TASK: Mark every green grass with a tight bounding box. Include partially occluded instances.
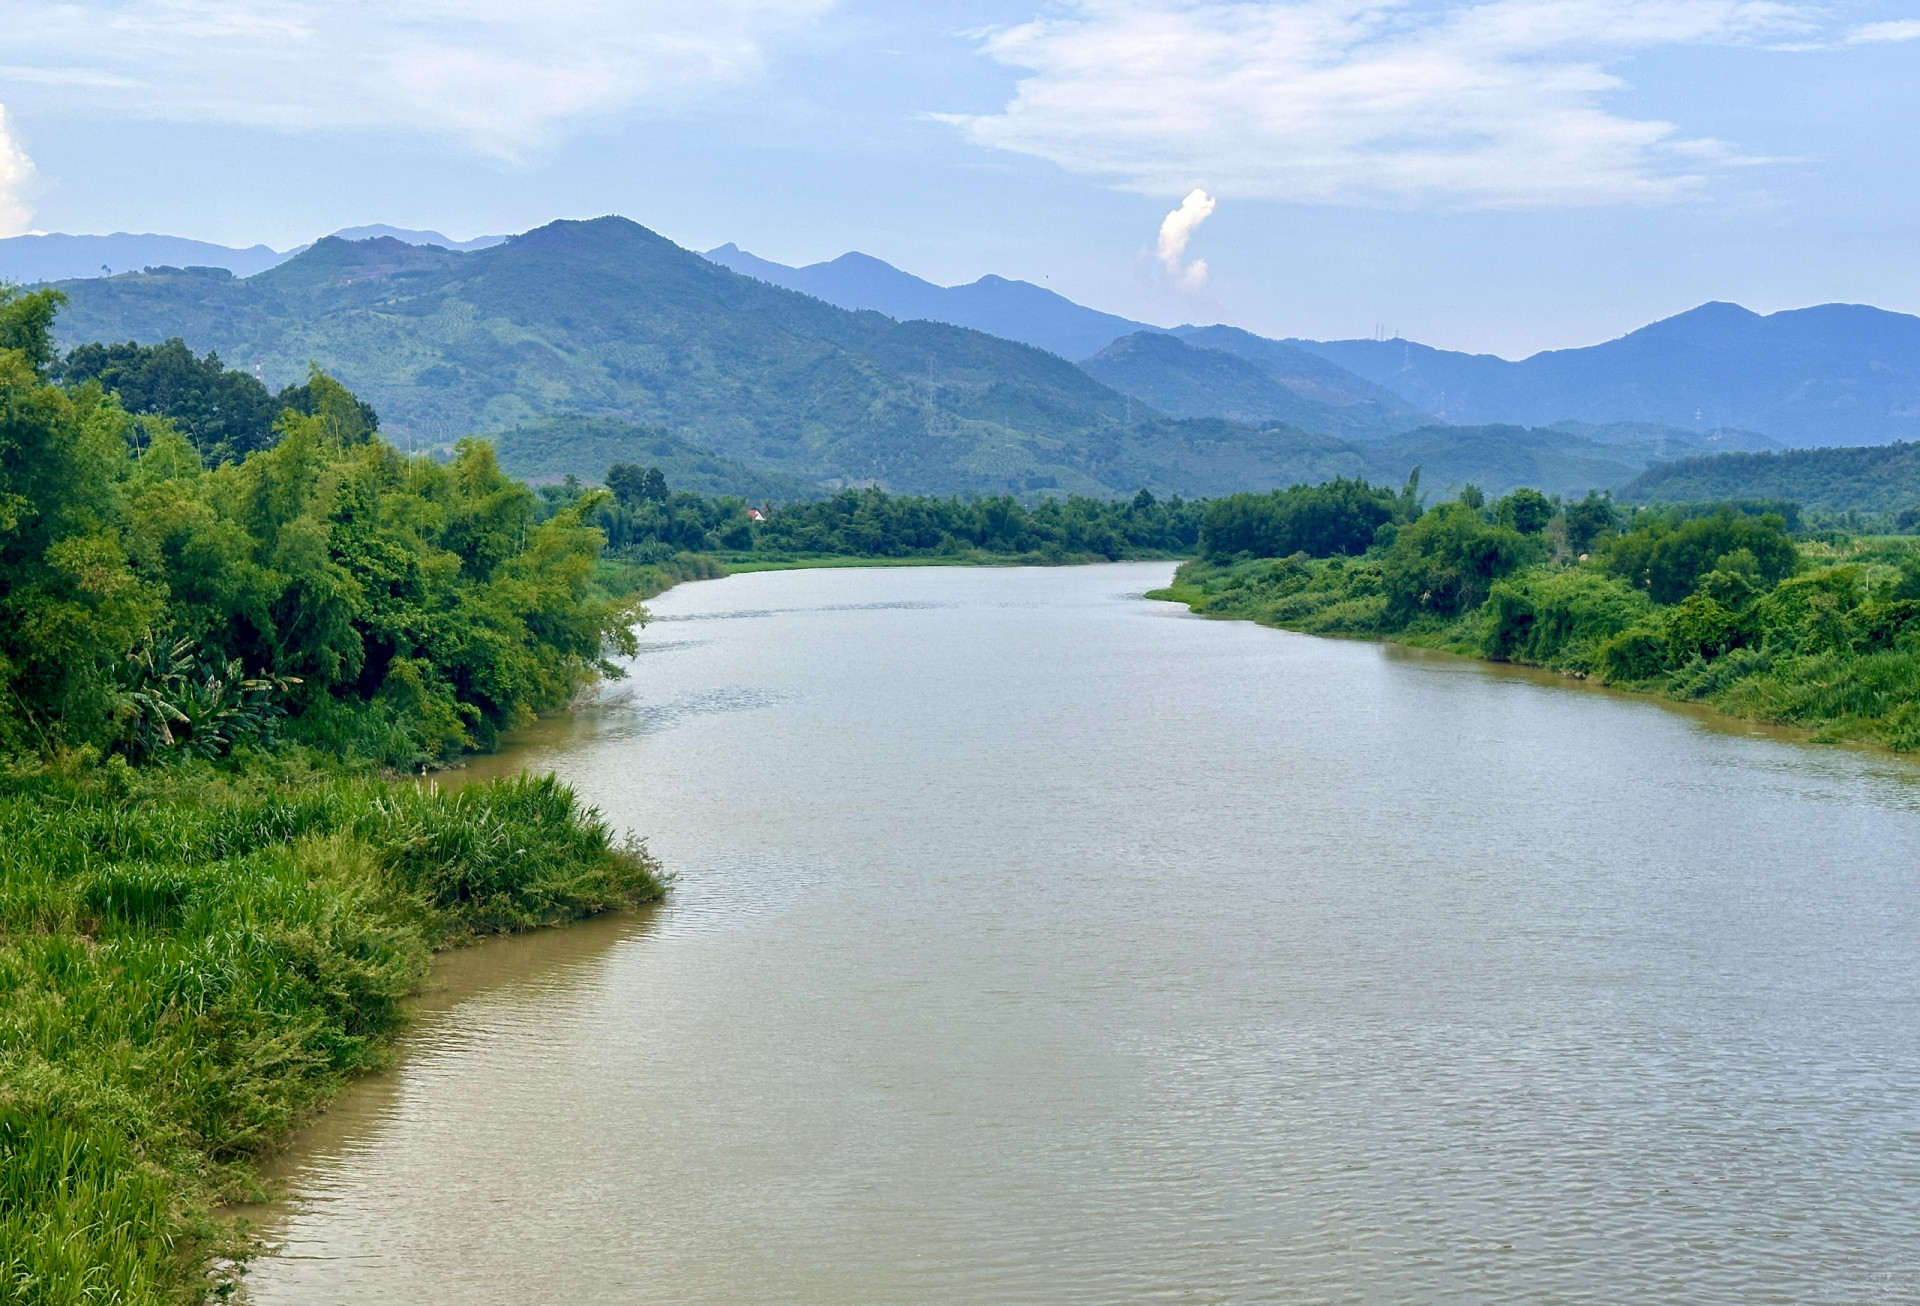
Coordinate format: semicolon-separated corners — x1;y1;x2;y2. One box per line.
0;751;665;1304
1152;540;1920;754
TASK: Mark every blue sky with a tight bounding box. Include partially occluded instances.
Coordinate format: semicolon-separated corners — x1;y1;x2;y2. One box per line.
1;0;1915;356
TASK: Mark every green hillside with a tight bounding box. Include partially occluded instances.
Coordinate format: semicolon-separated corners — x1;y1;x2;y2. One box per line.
48;219;1166;497
45;216;1717;502
1622;442;1920;513
486;415;819;498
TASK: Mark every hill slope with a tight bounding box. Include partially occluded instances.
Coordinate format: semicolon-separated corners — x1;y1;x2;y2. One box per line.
49;218;1261;497
1295;302;1920;446
704;244;1151;361
1086;329;1431;437
1621;443;1920;512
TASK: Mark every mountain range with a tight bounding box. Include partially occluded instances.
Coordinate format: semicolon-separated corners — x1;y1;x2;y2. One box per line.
713;245;1920;449
43;217;1735;500
0;225;503;284
28;214;1920;502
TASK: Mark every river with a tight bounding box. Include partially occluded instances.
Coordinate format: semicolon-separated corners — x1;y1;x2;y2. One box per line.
242;561;1920;1305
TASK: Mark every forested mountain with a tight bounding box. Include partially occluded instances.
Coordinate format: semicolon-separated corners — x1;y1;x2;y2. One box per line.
1083;330;1430;438
44;216;1829;500
1295;302;1920;446
704;243;1149;361
1622;442;1920;513
51;218;1191;496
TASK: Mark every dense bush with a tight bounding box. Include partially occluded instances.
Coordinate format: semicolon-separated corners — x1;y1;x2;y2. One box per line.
1198;478;1406;561
1483;568;1650;670
1158;482;1920;752
1382;501;1543;621
1602;508;1799;603
1;289;642;769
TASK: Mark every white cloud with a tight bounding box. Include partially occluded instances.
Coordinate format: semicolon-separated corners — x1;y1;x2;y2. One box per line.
947;0;1817;209
1847;19;1920;43
0;0;835;158
0;105;34;238
1157;188;1215;288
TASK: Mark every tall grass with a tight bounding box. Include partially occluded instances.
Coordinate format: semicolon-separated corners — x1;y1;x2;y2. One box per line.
0;754;665;1304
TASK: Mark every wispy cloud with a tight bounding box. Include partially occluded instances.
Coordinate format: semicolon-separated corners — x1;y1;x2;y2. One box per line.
0;0;836;158
1846;19;1920;43
0;105;34;237
946;0;1818;209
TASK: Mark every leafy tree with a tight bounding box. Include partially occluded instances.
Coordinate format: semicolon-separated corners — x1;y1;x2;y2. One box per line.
58;337;281;463
1198;478;1403;561
1603;509;1798;604
1562;490;1620;555
1494;487;1554;534
606;462;669;506
2;295;643;767
1382;501;1541;621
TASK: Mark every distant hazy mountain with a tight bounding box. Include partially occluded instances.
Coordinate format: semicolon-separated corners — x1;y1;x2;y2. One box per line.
1293;302;1920;447
328;225;506;252
1080;331;1431;439
1;225;507;285
0;232;290;283
705;243;1151;361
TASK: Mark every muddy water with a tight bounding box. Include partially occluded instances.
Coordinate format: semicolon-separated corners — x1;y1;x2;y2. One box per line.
244;562;1920;1305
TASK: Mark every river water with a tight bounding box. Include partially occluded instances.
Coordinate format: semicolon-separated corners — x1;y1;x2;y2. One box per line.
243;562;1920;1305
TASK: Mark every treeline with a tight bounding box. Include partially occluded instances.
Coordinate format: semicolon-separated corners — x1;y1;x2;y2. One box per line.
574;461;1203;562
1;289;664;1303
1622;440;1920;517
1162;478;1920;751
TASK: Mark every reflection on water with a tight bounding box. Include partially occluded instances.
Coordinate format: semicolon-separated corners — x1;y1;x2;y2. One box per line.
245;563;1920;1306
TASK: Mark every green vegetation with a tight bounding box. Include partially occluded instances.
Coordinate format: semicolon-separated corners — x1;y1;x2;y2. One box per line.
1;757;664;1304
54;339;379;468
1622;441;1920;518
3;289;643;770
49;219;1765;502
586;471;1202;564
2;286;665;1304
486;415;818;503
1157;482;1920;752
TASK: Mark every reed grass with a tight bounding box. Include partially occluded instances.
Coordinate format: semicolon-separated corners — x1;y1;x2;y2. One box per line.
0;752;665;1304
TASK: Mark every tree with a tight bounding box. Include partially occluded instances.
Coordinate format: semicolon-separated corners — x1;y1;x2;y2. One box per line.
1382;502;1541;621
606;462;669;507
1494;487;1554;535
1603;510;1798;604
58;337;281;463
1199;478;1402;561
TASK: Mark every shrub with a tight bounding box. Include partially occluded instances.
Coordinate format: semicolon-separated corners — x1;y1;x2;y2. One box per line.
1198;478;1402;561
1483;567;1649;668
1383;502;1542;622
1603;509;1799;604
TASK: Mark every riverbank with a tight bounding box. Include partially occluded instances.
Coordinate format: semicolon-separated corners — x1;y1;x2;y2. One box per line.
0;752;665;1304
605;547;1187;599
1150;532;1920;754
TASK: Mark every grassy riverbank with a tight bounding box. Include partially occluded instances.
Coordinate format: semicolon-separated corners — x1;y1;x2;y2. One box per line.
1152;486;1920;752
1;290;669;1303
0;753;664;1304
